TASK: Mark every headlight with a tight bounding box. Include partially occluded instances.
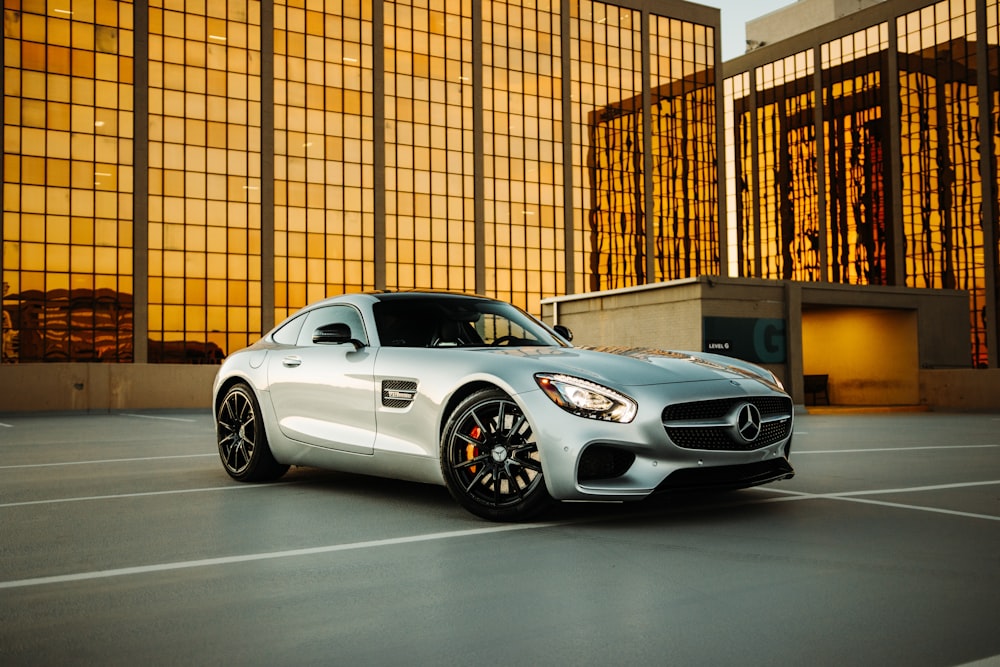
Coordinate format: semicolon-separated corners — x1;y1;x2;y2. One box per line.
534;373;637;423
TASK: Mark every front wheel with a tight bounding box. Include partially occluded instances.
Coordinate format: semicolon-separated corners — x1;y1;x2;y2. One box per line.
440;388;551;521
216;382;289;482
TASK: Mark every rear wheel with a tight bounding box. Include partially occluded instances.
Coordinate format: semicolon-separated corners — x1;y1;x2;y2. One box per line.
216;382;289;482
441;388;551;521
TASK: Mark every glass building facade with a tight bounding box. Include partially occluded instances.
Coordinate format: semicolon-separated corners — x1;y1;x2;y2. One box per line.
5;0;999;370
2;0;721;364
725;0;1000;368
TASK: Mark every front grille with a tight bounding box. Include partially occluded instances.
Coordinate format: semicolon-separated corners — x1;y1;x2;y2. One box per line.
666;426;734;450
663;396;793;452
663;396;791;421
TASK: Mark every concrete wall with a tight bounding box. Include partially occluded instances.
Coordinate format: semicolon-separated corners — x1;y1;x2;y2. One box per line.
0;363;218;413
745;0;885;50
919;369;1000;411
543;278;793;392
545;280;706;350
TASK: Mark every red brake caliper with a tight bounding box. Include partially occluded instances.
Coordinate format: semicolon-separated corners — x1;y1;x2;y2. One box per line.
466;425;481;474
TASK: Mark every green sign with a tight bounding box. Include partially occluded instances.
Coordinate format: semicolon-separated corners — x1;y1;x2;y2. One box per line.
703;317;786;364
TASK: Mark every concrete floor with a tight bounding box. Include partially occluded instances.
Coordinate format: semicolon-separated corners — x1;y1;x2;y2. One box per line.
1;409;999;666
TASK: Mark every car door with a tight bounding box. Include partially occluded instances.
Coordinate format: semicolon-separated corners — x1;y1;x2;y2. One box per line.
266;304;377;455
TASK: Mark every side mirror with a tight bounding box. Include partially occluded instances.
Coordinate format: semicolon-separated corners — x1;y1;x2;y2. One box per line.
313;323;365;350
553;324;573;342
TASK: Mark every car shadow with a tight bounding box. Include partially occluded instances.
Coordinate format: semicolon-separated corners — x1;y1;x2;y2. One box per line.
275;465;791;527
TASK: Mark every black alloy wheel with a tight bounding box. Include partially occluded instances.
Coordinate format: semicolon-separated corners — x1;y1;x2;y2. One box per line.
217;382;289;482
441;387;551;521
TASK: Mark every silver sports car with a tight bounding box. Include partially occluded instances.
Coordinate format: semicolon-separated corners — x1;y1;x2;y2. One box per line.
213;292;794;521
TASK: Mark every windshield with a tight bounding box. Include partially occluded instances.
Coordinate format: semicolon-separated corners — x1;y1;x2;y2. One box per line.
373;295;568;348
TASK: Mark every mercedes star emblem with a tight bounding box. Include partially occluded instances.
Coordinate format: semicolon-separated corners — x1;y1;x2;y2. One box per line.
736;403;762;442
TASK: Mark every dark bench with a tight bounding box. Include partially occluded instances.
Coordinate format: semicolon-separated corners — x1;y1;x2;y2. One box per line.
804;374;829;405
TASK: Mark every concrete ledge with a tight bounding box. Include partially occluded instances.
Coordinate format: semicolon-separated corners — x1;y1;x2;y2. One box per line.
0;364;218;413
920;368;1000;412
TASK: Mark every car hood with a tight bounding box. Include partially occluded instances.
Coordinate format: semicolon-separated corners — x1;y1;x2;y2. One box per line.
473;345;780;389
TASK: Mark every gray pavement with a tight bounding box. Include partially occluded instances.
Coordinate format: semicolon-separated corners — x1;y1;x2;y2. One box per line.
1;409;999;666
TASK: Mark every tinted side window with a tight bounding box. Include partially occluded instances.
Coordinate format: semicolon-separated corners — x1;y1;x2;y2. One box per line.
296;305;368;347
271;314;306;345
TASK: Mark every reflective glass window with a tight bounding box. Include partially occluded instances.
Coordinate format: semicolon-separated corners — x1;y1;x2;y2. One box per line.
822;24;889;286
570;2;644;292
756;50;817;281
898;0;985;366
384;1;472;296
484;1;564;313
650;13;719;282
273;0;375;323
148;0;262;363
2;2;135;363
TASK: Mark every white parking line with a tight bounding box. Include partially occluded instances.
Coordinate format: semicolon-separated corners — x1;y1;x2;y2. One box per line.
833;496;1000;521
3;475;998;591
0;482;296;509
121;413;199;422
796;445;999;454
832;479;1000;496
956;656;1000;667
0;522;556;590
766;480;1000;522
0;453;216;470
0;422;12;428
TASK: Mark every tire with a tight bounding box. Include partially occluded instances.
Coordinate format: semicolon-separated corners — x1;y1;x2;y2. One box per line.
216;382;289;482
441;388;552;521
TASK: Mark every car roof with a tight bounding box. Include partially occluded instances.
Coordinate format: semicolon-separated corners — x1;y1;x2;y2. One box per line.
370;291;499;303
292;291;503;316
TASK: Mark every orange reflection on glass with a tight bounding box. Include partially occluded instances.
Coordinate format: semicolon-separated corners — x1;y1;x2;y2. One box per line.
273;1;375;323
147;0;262;362
485;1;564;313
2;2;135;363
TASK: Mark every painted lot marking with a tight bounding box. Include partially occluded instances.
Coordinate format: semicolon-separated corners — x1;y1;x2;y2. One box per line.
0;522;555;590
2;477;998;590
0;453;215;470
121;413;198;423
764;480;1000;522
796;444;999;455
0;482;295;509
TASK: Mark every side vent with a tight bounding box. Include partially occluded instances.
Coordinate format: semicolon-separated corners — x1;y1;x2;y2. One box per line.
381;380;417;408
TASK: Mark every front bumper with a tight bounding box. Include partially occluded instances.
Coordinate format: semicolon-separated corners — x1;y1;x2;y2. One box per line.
522;378;795;502
653;457;795;494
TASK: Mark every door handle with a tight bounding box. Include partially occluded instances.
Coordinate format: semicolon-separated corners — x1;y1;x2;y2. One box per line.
282;356;302;368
